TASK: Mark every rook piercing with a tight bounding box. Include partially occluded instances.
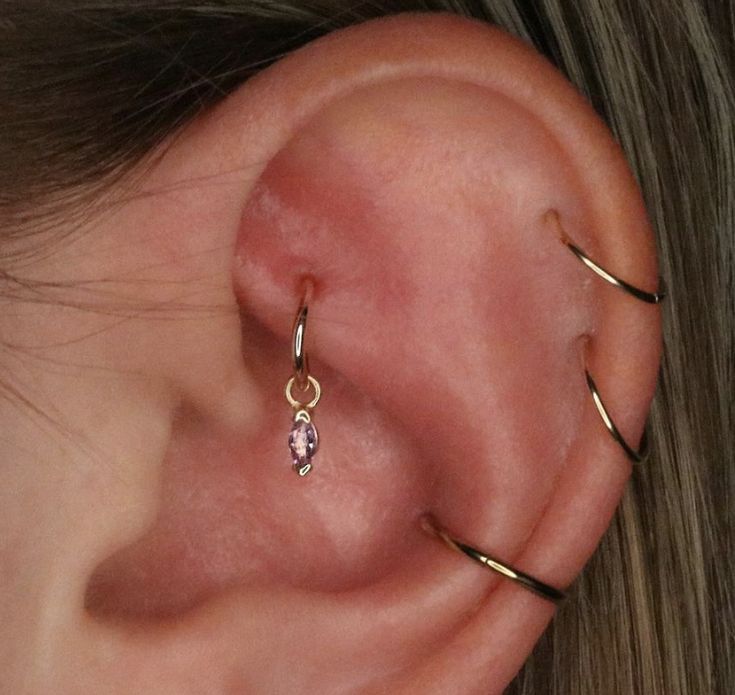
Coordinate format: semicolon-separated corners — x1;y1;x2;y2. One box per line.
285;281;321;477
292;288;310;391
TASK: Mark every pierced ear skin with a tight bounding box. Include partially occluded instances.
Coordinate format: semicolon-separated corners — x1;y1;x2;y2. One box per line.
7;14;662;695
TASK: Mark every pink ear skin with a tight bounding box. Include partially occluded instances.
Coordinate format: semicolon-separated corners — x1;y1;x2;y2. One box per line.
1;14;661;695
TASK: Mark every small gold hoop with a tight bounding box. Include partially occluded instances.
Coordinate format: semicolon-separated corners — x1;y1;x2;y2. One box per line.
585;370;649;463
420;514;566;604
285;375;321;410
292;280;314;391
545;210;666;304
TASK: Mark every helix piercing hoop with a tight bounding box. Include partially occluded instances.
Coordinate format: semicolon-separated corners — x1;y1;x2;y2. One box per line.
421;515;566;604
565;240;666;304
285;281;321;477
545;210;666;304
418;211;664;601
545;211;663;462
585;370;649;463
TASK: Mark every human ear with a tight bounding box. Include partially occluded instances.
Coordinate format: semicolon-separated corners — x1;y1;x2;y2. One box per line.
9;12;661;694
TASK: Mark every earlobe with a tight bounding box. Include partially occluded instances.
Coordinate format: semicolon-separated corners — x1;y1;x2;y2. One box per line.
75;13;662;694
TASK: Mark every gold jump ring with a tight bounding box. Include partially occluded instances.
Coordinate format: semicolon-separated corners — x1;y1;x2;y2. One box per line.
285;374;321;411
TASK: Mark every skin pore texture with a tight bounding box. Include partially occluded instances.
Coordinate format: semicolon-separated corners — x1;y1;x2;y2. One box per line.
0;13;661;695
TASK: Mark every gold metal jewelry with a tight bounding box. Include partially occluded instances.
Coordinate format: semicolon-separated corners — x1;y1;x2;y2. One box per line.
585;370;649;463
292;288;311;391
546;210;663;462
547;210;666;303
421;515;566;604
285;374;321;411
564;239;666;304
423;212;664;597
285;282;321;477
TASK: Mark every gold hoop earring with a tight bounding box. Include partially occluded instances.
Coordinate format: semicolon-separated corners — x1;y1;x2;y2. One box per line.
421;514;567;603
419;210;665;603
285;280;321;477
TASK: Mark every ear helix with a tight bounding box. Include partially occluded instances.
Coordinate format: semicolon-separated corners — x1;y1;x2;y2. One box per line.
282;211;665;603
546;209;664;464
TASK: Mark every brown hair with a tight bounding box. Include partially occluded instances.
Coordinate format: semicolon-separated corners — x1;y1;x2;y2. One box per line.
1;2;733;693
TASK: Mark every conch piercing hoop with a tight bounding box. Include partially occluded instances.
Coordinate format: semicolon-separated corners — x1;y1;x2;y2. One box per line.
285;280;321;477
421;515;567;603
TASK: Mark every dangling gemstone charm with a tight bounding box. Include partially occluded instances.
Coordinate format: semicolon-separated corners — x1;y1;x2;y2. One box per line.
289;410;319;476
286;375;322;477
285;280;322;477
285;374;322;477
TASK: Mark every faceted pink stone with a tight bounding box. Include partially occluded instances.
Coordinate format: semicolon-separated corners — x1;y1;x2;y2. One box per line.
289;419;318;470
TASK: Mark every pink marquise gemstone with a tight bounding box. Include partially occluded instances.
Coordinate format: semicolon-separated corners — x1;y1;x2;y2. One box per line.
289;419;318;469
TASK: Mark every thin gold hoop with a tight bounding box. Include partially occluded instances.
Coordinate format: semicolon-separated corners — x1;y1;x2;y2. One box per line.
585;370;649;463
564;239;666;304
292;281;314;391
544;211;662;462
421;515;566;604
546;210;666;304
285;374;321;411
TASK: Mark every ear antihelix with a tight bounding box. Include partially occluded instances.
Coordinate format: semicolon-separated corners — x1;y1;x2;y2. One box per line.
281;208;665;604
